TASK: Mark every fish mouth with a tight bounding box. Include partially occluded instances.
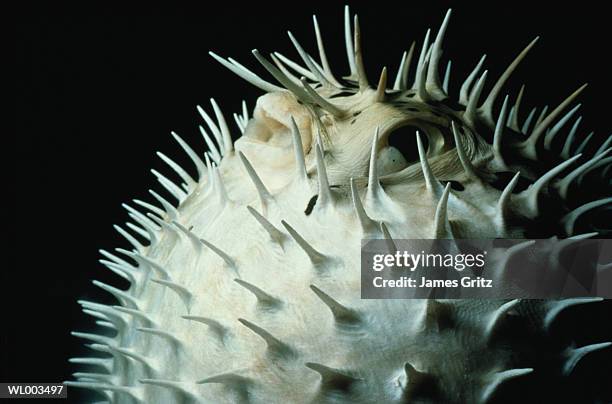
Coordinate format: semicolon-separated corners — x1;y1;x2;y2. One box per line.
242;92;313;152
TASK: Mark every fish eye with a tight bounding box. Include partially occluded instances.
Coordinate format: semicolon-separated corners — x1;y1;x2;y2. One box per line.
387;125;426;165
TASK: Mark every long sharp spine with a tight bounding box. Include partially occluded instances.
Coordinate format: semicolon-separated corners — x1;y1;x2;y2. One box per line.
433;183;453;238
518;154;582;217
556;148;611;198
315;141;333;208
113;224;143;252
366;127;385;203
521;106;537;134
305;362;359;390
380;222;397;253
452;121;477;179
562;197;612;235
300;77;344;117
199;125;222;163
246;205;285;244
197;372;251;401
92;280;139;308
413;28;431;89
492;96;510;169
464;70;487;126
172;221;204;251
353;15;369;90
310;284;360;325
459;54;486;106
71;331;113;346
114;306;156;326
182;315;227;341
480;368;533;403
252;49;312;103
199;238;237;270
509;85;525;131
416;131;444;198
350;178;377;235
281;220;326;265
290;116;308;182
479;37;539;127
442;60;452;94
496;172;521;231
426;8;452;99
518;84;587;159
137;327;181;347
208;51;283;93
544;297;603;332
238;318;294;359
156;151;195;189
312;15;342;87
287;31;332;87
375;67;387;102
210;98;233;154
239;151;273;210
148;189;179;221
151;278;193;312
561;116;582;159
394;42;416;90
484;299;520;343
344;6;357;78
170;131;206;178
563;342;612;376
543;104;581;150
234;278;281;309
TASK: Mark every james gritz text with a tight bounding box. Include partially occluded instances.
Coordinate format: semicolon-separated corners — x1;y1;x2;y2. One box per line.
373;276;493;288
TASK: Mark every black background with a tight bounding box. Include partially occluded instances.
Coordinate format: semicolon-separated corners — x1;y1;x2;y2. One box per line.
12;1;611;402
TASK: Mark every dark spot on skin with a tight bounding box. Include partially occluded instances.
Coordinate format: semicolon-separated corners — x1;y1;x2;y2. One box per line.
350;119;356;124
450;123;469;141
188;225;194;231
329;91;355;99
305;195;318;215
352;111;362;117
